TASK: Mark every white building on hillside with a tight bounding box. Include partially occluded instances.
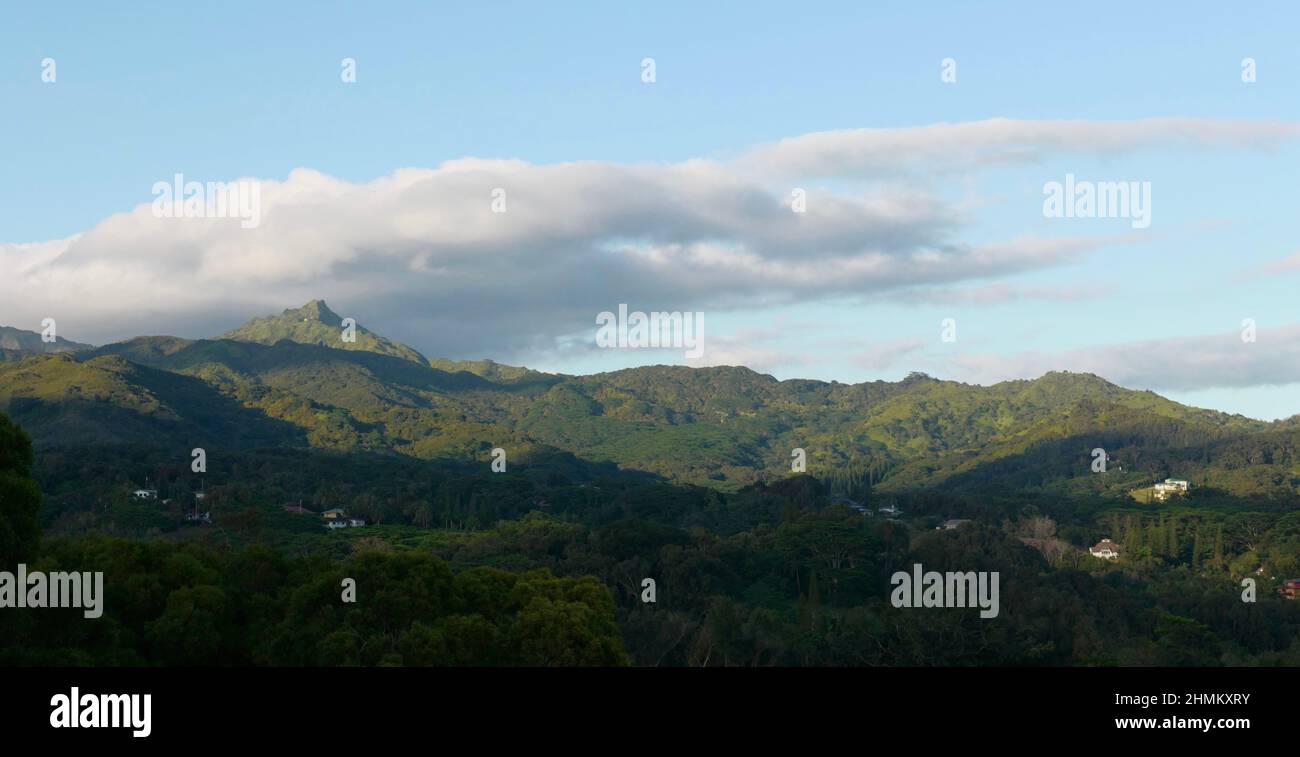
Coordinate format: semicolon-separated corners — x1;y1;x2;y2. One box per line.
1089;539;1121;560
1153;478;1190;501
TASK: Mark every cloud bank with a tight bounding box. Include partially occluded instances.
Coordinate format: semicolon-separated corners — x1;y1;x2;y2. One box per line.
945;324;1300;392
2;118;1295;381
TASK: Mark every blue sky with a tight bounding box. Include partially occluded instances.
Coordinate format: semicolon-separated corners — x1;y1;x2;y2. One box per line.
3;2;1299;419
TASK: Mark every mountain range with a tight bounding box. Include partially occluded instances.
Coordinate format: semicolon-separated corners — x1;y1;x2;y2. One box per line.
2;300;1298;499
0;325;92;358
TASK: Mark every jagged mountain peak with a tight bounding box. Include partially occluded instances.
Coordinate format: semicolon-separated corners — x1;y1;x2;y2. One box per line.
219;301;426;364
290;299;343;325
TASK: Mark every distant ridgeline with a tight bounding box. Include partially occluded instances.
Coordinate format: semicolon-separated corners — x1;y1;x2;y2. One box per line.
0;325;92;356
1;301;1298;502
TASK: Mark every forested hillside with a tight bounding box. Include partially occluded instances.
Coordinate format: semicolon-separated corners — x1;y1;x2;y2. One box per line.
1;301;1293;499
3;302;1300;666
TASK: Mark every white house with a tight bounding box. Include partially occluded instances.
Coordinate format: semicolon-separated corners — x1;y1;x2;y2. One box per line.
1152;478;1190;501
133;489;158;500
1089;539;1121;560
937;519;971;531
877;504;902;518
322;509;367;529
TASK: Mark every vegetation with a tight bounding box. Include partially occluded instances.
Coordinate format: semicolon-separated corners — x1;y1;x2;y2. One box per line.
2;303;1294;500
2;302;1299;666
219;300;429;365
0;325;91;355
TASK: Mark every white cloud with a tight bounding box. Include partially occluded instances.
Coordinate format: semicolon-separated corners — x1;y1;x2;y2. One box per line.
743;117;1300;178
1260;249;1300;274
1;118;1295;366
944;324;1300;392
879;282;1111;305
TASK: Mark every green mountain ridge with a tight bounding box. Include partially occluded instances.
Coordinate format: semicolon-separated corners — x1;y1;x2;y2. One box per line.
1;301;1296;499
0;325;94;356
222;300;553;384
220;300;429;365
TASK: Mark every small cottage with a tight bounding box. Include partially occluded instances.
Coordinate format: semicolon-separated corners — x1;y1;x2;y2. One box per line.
1089;539;1121;560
